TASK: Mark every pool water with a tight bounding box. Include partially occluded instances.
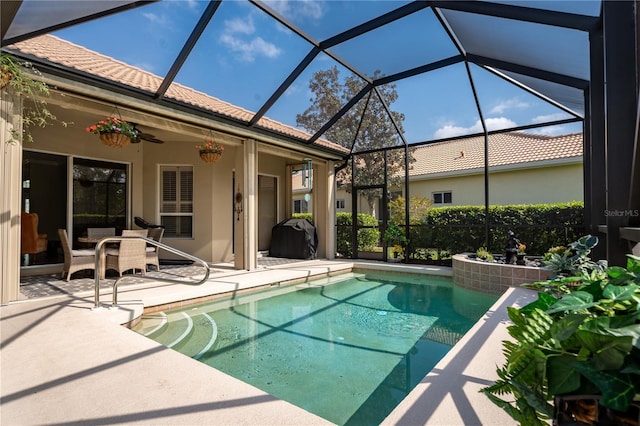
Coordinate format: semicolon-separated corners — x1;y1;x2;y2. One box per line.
133;272;498;425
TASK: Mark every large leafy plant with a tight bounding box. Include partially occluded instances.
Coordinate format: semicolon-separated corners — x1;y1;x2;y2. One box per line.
541;234;608;280
481;249;640;425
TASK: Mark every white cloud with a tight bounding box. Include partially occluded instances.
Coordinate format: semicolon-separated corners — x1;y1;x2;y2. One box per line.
531;112;568;124
131;61;156;73
220;34;282;62
184;0;199;10
266;0;324;20
224;17;256;35
433;117;517;139
284;84;300;96
142;12;169;26
220;16;281;62
490;98;530;114
528;125;567;136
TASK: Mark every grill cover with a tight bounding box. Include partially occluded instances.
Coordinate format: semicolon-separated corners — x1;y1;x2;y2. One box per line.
269;218;318;259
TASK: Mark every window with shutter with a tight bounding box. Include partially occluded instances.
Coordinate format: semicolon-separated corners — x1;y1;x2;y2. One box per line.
160;166;193;237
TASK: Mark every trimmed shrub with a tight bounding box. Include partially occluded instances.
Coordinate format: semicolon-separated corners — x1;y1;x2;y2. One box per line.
412;202;584;257
292;213;313;224
336;212;380;257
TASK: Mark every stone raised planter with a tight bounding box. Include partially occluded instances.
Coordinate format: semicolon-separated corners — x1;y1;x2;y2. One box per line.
452;253;552;295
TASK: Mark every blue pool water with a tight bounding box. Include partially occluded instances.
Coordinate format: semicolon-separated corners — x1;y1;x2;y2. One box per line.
133;272;498;425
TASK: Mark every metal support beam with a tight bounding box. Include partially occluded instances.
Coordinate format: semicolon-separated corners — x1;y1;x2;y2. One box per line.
602;0;638;265
587;27;606;260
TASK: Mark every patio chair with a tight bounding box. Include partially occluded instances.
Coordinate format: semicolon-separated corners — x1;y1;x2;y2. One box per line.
146;227;164;271
105;229;148;277
21;212;48;256
59;229;95;281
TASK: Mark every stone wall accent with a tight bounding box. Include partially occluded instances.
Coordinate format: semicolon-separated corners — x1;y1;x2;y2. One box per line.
452;254;552;295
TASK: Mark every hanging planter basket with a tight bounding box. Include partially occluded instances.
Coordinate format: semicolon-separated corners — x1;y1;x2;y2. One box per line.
199;150;222;163
99;132;131;148
87;107;138;148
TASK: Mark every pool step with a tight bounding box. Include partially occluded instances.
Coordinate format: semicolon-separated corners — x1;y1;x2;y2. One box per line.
136;311;218;359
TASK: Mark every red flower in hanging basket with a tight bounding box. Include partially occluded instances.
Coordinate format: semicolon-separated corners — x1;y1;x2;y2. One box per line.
195;137;224;163
195;137;224;154
86;116;139;140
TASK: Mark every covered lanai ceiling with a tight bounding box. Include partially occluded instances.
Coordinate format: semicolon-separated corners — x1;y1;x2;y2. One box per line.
1;1;600;155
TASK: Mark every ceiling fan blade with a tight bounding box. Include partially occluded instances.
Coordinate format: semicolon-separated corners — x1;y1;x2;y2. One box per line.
140;133;164;144
129;122;165;144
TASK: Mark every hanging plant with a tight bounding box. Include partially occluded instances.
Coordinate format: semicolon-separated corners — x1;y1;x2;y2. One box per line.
85;112;139;148
195;135;224;163
1;53;69;144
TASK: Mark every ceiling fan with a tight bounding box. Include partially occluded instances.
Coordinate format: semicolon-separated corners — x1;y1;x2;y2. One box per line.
130;123;164;144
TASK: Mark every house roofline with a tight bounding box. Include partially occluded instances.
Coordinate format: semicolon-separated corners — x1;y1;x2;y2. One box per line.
36;67;347;162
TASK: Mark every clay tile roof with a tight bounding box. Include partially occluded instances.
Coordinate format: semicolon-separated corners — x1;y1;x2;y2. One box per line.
409;132;583;177
9;35;347;154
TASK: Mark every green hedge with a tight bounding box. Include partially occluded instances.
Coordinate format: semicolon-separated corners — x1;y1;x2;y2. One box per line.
336;212;380;257
334;202;584;259
292;213;313;224
414;202;584;257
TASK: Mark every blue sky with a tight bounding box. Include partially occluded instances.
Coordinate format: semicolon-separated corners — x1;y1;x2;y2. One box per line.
53;0;584;143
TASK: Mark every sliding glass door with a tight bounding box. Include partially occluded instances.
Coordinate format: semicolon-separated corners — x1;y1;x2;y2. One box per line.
22;151;68;264
72;158;128;242
21;152;128;265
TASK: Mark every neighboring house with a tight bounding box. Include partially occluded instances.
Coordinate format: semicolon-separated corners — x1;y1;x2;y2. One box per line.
335;132;583;214
409;132;583;205
291;170;313;214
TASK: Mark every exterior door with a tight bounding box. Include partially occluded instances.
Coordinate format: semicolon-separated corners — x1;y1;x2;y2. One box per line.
21;151;68;264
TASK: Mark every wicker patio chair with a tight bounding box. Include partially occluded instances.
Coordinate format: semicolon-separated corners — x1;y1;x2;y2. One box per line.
59;229;95;281
105;229;148;277
146;227;164;271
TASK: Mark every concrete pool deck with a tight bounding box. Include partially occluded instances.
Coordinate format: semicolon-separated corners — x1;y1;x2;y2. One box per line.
1;259;531;425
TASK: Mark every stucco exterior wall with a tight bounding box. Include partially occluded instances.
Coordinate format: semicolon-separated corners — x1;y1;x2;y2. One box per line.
334;162;583;217
142;137;238;264
410;163;583;205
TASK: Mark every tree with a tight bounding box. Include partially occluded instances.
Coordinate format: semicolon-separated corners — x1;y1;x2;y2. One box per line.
388;196;433;224
296;66;411;215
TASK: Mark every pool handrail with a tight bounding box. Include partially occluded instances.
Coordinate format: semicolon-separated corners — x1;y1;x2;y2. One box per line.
93;236;211;309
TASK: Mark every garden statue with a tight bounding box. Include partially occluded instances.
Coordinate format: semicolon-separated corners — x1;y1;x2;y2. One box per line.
505;230;520;264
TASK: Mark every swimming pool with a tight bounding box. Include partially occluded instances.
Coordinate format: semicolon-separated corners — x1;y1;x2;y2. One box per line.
132;271;498;425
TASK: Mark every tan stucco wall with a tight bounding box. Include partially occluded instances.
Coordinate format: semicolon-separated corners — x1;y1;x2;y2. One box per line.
142;138;238;263
258;151;288;223
410;163;583;205
334;163;583;217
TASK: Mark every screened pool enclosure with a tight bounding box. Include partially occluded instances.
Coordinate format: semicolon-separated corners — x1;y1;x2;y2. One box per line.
2;0;639;265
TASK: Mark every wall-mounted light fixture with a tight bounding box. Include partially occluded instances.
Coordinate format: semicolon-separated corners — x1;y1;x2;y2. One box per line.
302;158;312;189
235;189;243;221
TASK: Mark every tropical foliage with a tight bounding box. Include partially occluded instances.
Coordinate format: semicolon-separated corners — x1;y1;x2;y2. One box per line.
540;234;608;281
481;236;640;425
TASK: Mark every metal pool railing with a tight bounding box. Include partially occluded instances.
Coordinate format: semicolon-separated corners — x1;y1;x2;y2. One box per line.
92;236;211;309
